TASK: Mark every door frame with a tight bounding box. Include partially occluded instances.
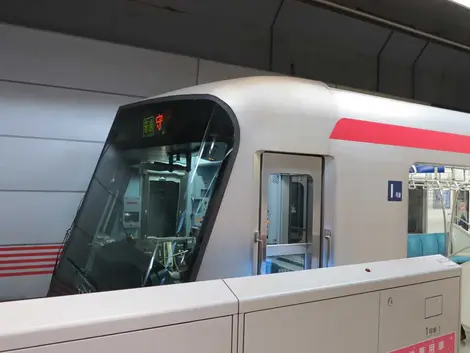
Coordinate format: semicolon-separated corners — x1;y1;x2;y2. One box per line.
255;152;324;275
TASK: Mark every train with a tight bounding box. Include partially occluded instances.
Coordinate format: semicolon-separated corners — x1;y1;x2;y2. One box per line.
47;76;470;296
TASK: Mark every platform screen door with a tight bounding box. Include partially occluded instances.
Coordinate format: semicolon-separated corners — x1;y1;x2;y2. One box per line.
256;152;323;275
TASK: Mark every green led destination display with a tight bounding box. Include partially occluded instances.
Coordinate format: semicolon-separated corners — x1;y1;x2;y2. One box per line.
142;116;155;137
143;114;166;138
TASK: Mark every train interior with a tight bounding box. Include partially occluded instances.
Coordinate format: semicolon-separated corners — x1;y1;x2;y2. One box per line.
80;142;229;291
83;156;309;285
49;145;234;295
407;164;470;338
265;174;312;274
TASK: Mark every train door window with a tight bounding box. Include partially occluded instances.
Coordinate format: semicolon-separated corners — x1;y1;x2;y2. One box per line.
258;153;323;275
453;189;470;256
456;190;469;229
408;188;426;234
408;164;470;258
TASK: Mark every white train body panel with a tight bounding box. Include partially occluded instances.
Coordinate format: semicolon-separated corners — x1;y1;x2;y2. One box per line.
150;76;470;281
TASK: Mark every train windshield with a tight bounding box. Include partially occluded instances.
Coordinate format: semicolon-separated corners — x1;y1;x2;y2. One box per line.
48;98;236;295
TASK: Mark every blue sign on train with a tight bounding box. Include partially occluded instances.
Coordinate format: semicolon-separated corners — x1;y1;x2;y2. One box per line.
409;164;445;173
388;181;402;202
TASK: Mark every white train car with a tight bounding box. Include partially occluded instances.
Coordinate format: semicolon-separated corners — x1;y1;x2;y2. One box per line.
47;76;470;296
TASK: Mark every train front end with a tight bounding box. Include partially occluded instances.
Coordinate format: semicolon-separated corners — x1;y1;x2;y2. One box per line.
48;95;237;296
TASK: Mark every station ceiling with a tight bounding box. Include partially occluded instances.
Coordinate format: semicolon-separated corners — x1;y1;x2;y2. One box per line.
1;0;470;109
326;0;470;46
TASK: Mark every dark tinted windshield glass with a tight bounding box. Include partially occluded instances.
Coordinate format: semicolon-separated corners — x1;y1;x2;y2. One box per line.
48;98;236;295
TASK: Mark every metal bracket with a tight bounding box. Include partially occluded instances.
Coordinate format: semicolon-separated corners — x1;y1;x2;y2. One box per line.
412;41;430;99
376;30;394;92
269;0;286;71
324;228;332;267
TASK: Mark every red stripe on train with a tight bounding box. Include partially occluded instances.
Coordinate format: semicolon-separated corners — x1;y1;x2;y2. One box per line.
0;245;62;252
0;258;58;264
0;264;55;271
0;251;61;258
0;244;61;276
330;118;470;154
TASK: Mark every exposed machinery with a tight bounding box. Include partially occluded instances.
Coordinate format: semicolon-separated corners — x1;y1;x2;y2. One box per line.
0;255;461;353
47;76;470;296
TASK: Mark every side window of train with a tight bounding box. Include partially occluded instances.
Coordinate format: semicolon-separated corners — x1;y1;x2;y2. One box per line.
407;164;470;259
259;153;323;275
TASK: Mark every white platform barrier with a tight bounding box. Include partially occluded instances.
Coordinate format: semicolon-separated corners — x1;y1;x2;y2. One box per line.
0;255;461;353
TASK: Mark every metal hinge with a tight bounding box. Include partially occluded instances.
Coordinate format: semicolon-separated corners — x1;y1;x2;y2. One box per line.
254;230;260;243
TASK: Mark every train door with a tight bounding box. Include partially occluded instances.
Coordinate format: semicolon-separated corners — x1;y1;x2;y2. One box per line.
256;153;323;274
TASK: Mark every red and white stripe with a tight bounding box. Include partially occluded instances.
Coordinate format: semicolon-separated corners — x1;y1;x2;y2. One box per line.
330;118;470;153
0;244;63;277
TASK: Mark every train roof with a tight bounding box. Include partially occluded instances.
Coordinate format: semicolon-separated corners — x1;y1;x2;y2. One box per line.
154;76;334;114
135;76;470;141
156;75;328;99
